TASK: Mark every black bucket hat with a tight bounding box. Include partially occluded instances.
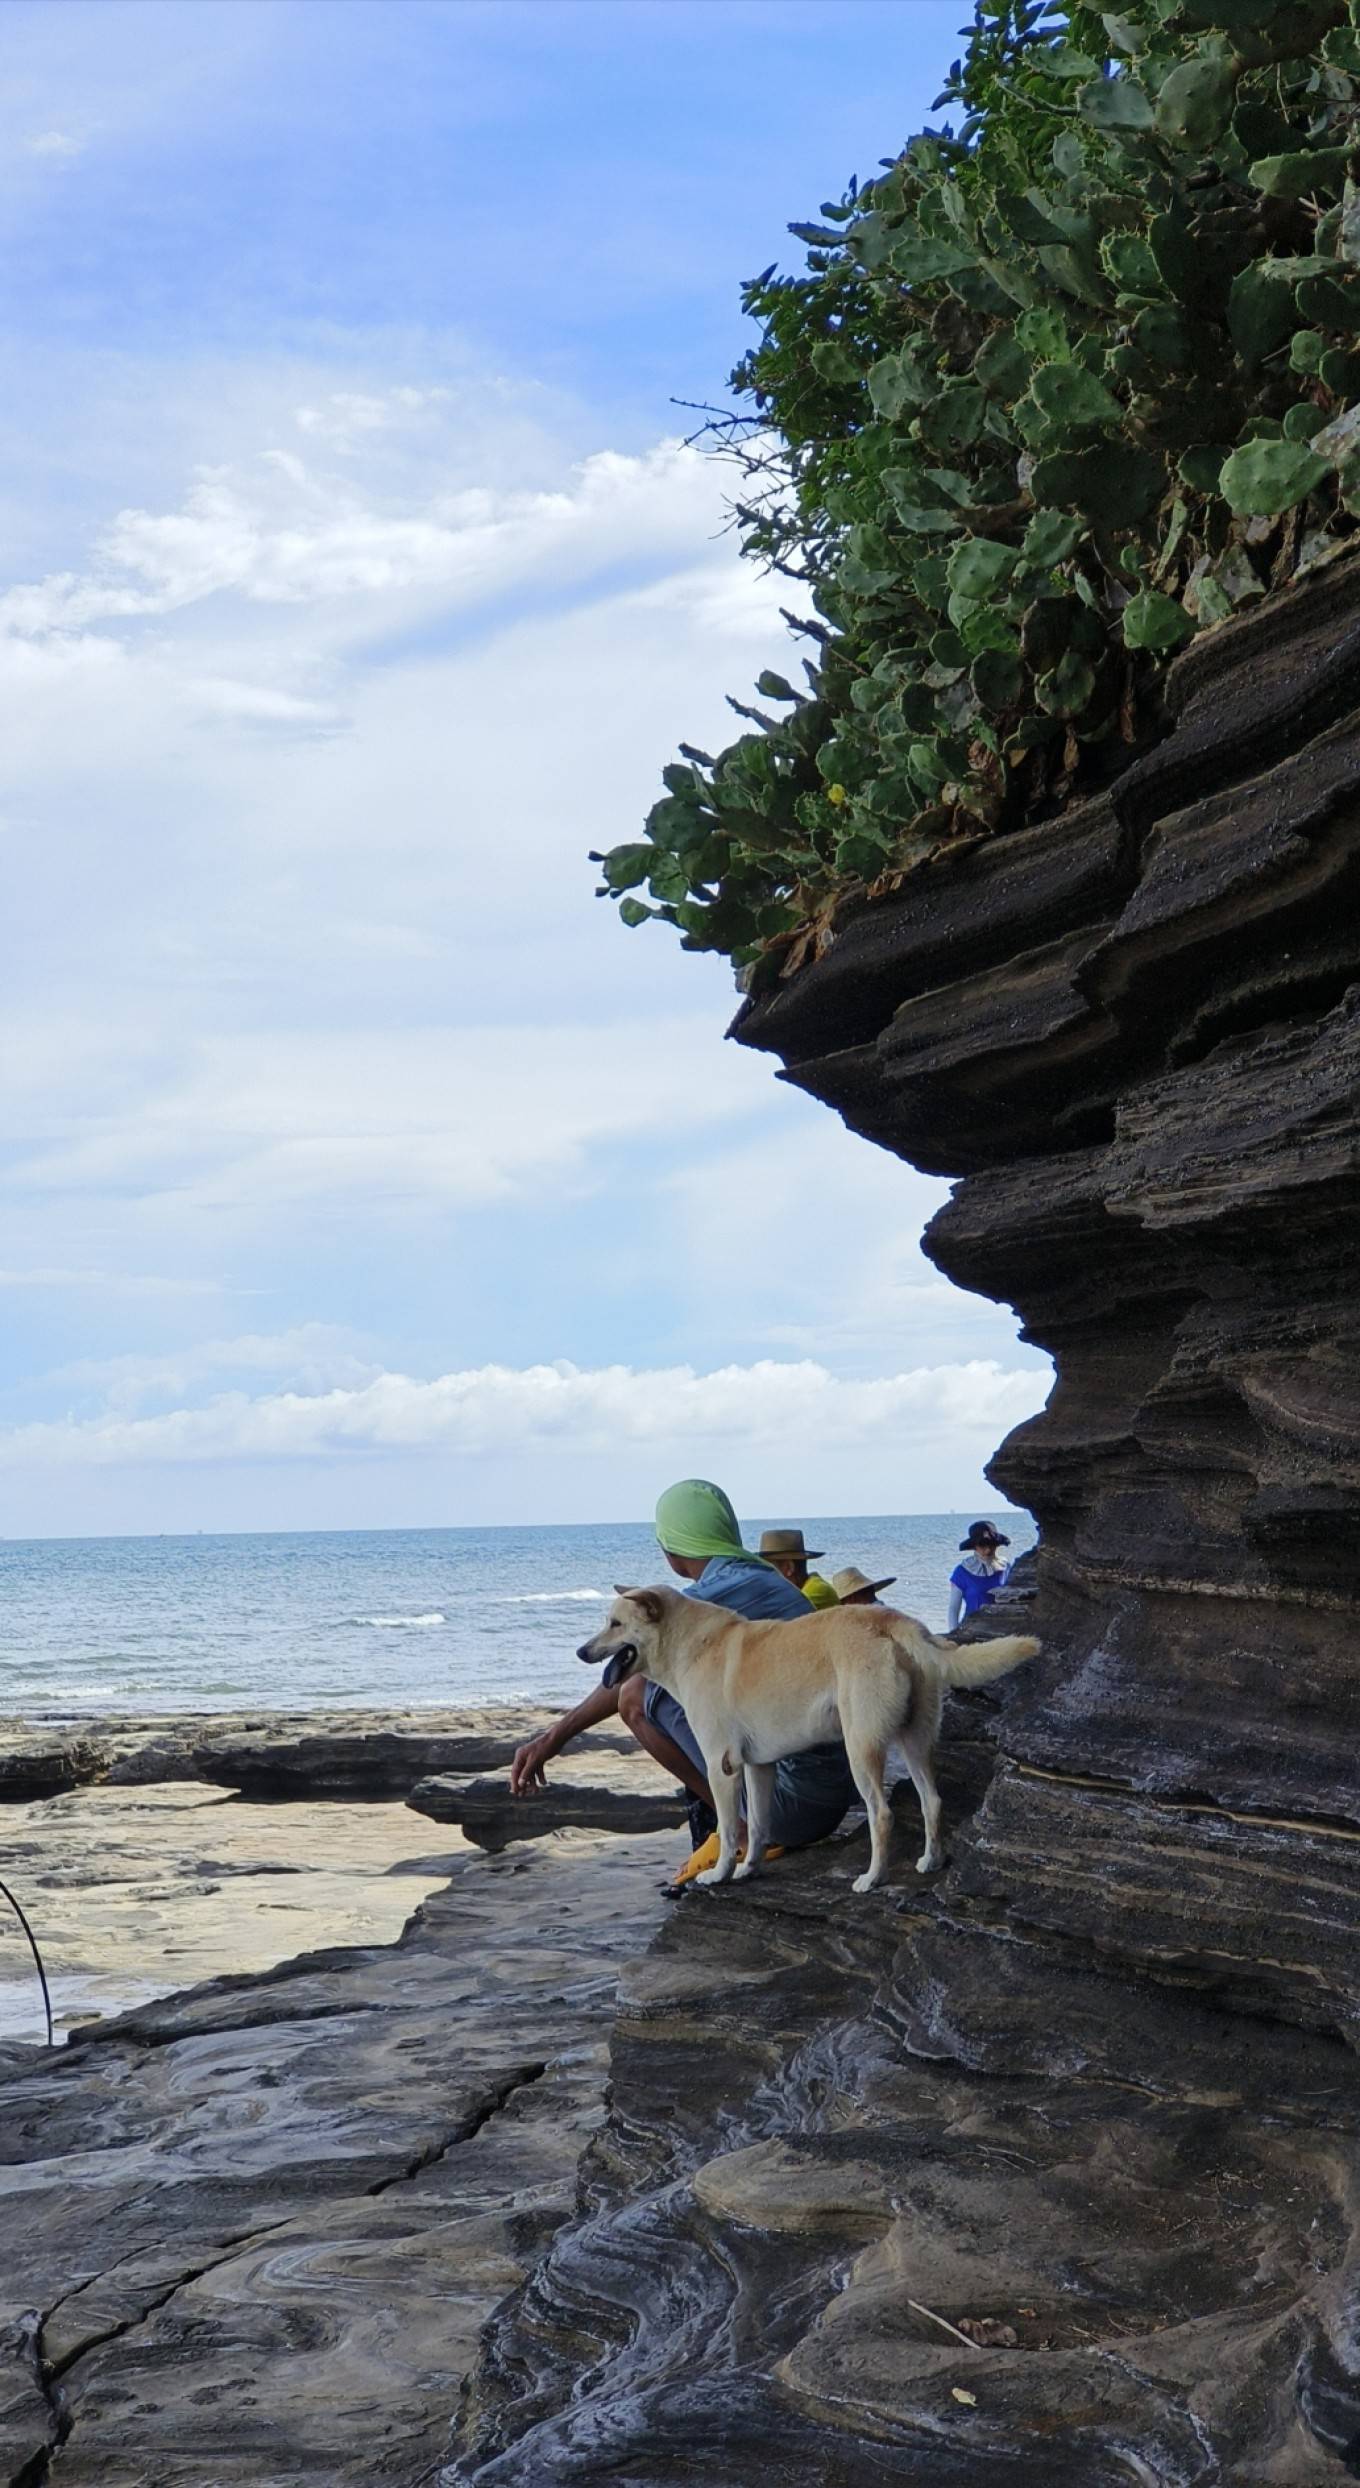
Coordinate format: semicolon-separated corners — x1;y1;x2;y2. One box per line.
959;1521;1010;1551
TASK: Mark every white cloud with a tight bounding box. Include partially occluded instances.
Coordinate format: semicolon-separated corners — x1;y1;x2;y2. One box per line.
294;389;450;453
0;386;792;1283
186;676;344;729
46;1323;379;1412
0;1355;1050;1468
661;1126;1044;1378
24;130;86;161
0;434;723;637
0;1267;221;1296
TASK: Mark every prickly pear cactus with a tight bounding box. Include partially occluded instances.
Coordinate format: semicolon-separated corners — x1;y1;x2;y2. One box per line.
595;0;1360;973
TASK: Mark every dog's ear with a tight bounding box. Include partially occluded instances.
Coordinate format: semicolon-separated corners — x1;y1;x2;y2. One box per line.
616;1587;664;1624
613;1583;639;1600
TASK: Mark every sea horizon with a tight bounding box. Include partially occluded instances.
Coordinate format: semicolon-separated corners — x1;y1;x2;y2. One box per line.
0;1506;1023;1548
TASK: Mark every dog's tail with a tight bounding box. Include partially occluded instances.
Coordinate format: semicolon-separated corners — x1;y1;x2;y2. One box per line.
928;1632;1040;1689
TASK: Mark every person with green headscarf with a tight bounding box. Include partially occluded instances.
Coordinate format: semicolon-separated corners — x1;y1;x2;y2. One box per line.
652;1477;752;1568
510;1479;855;1871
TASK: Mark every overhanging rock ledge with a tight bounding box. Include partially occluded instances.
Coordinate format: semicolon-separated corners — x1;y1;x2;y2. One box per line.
446;558;1360;2483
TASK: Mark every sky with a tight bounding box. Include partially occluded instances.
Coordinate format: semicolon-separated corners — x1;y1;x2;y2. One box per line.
0;0;1051;1538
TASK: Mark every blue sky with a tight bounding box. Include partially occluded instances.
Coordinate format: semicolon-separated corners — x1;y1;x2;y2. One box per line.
0;0;1050;1535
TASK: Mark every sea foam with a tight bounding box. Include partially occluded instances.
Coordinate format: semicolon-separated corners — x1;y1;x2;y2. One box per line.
498;1589;605;1605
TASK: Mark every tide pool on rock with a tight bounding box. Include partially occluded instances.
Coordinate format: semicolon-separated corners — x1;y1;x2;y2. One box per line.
0;1781;460;2046
0;1704;680;2041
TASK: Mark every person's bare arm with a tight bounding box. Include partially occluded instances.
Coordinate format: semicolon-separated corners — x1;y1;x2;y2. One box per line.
509;1681;620;1794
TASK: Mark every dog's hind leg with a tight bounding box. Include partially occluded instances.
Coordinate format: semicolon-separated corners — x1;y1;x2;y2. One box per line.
841;1729;894;1894
693;1745;743;1887
733;1762;774;1881
897;1696;946;1874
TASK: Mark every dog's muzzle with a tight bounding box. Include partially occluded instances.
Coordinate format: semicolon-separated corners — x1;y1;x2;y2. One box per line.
578;1638;637;1687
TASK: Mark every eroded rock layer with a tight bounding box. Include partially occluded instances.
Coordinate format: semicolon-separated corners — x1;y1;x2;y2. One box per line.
447;561;1360;2480
450;1827;1360;2486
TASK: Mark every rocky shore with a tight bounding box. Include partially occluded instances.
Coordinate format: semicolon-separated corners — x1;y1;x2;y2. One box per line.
0;1829;678;2485
6;560;1360;2487
0;1703;687;2485
0;1609;1036;2488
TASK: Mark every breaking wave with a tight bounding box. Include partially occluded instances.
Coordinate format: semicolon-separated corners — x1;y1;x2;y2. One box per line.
497;1589;605;1605
361;1611;447;1630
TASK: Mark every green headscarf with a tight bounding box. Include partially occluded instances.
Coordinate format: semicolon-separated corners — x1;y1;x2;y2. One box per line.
654;1478;759;1565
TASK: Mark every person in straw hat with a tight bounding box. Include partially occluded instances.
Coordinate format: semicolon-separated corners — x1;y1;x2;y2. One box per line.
830;1565;896;1608
758;1526;839;1609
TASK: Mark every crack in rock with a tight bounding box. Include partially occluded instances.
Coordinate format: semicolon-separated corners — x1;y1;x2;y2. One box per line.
3;2310;60;2488
41;2218;296;2384
367;2061;548;2198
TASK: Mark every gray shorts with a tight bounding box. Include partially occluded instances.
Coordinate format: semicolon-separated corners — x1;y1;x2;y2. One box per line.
642;1679;854;1850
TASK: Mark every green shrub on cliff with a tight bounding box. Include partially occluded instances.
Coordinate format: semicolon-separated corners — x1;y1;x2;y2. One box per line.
596;0;1360;971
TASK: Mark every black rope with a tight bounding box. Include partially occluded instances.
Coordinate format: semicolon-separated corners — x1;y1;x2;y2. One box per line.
0;1875;54;2049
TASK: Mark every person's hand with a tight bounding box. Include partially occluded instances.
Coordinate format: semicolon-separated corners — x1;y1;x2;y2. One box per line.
509;1733;556;1796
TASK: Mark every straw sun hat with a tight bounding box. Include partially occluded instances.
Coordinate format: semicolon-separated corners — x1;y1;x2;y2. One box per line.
830;1566;897;1602
758;1527;825;1561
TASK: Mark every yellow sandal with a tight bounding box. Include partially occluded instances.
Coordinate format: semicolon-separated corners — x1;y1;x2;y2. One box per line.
670;1831;785;1889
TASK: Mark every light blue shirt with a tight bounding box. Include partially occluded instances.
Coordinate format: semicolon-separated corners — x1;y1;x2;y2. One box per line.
683;1554;812;1623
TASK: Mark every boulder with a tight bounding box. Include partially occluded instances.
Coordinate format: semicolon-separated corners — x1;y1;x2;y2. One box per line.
103;1733;206;1786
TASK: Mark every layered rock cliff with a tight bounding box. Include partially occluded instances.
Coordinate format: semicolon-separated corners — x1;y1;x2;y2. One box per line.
446;559;1360;2480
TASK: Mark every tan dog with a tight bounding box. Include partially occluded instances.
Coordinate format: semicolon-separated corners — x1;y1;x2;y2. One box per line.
578;1585;1039;1893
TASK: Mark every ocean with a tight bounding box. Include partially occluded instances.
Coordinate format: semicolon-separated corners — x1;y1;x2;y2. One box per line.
0;1514;1028;1719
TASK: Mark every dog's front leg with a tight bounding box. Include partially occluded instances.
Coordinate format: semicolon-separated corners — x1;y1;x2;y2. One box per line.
733;1762;774;1881
693;1750;743;1887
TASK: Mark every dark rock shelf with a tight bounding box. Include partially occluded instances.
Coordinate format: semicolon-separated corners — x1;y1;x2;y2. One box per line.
409;1752;685;1850
0;1741;108;1803
0;1707;627;1804
446;1824;1360;2487
192;1722;563;1801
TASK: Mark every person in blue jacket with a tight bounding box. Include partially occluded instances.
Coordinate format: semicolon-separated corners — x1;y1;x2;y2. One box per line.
947;1521;1011;1630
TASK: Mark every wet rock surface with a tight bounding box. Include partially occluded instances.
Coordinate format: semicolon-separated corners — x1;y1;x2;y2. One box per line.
0;1825;674;2486
440;568;1360;2478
